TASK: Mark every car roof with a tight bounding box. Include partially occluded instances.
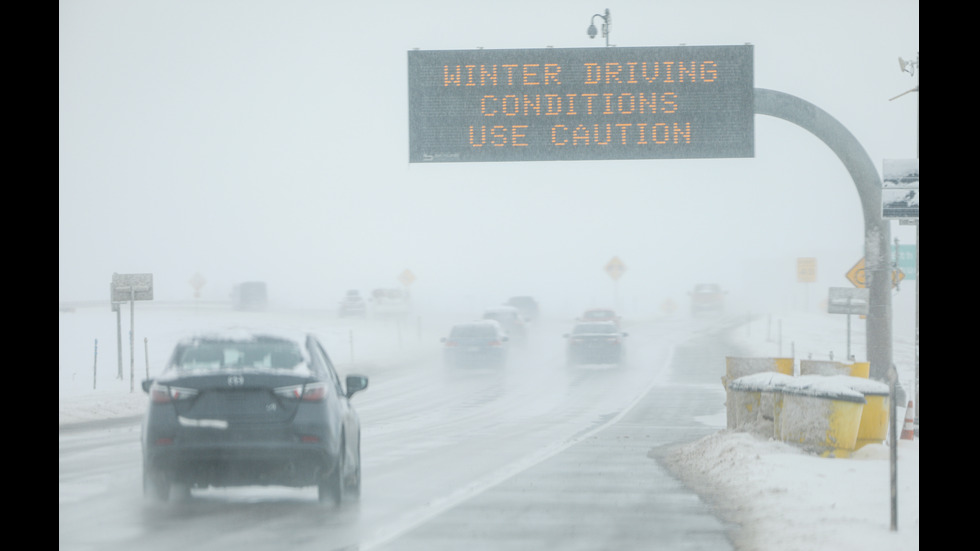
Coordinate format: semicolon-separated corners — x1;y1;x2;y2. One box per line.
485;305;520;314
572;321;619;331
454;319;502;329
176;328;308;345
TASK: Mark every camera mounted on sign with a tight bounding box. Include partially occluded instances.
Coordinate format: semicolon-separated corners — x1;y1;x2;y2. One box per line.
587;9;611;46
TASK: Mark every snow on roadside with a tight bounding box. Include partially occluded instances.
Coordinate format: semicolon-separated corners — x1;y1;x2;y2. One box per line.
654;305;919;551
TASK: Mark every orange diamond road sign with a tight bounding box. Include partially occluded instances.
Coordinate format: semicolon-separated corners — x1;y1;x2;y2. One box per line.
845;258;905;289
605;256;626;281
398;269;416;287
797;257;817;283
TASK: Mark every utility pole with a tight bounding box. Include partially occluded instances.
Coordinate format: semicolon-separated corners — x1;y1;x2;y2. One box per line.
892;53;918;430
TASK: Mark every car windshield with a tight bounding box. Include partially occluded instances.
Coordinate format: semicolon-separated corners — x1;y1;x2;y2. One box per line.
573;323;617;335
451;325;497;338
177;341;305;371
585;310;613;319
695;285;719;293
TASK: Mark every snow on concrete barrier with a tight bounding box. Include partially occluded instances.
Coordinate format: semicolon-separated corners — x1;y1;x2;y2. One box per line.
728;370;890;457
723;357;793;429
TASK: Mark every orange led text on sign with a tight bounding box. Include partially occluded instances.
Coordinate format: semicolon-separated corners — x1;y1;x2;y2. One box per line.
443;58;721;149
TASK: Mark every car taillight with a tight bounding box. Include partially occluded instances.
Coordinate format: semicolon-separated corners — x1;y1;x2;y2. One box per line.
444;340;457;347
489;340;502;346
150;384;198;404
301;382;326;401
274;382;326;402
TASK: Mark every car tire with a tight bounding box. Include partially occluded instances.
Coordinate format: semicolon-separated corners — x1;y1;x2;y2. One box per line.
347;437;362;501
319;439;345;506
143;465;171;503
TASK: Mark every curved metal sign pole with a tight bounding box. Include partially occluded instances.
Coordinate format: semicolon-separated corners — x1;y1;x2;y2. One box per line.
754;88;893;383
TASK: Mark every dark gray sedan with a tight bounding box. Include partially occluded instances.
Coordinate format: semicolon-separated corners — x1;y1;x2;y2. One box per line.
442;320;509;368
140;331;368;505
564;321;628;366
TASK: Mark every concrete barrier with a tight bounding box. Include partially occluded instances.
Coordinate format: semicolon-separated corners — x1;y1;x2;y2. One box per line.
777;376;867;457
728;372;795;434
723;357;794;429
729;366;890;456
800;359;870;378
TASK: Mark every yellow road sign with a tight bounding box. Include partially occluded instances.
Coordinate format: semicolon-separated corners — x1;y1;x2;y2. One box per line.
797;257;817;283
845;258;905;289
398;269;416;287
605;256;626;281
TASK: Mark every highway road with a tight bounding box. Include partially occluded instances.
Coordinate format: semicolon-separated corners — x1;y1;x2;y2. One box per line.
59;305;752;550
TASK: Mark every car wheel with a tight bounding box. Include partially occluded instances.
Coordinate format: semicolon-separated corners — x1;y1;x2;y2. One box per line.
143;465;171;503
346;437;361;500
318;439;345;506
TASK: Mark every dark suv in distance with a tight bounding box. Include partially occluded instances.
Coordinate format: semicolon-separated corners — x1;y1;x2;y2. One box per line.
140;331;368;505
689;283;726;315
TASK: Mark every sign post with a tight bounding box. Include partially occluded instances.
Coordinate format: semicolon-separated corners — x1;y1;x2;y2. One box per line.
828;287;870;359
605;256;626;312
111;273;153;392
884;157;919;430
797;257;816;309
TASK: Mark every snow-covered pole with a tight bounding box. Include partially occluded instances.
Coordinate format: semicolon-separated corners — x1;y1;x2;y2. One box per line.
888;363;898;531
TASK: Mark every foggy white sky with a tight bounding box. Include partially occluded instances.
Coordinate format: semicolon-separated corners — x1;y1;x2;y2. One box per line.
59;0;919;316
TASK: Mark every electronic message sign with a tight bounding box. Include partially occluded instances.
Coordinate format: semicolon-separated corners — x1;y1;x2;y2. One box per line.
408;45;754;163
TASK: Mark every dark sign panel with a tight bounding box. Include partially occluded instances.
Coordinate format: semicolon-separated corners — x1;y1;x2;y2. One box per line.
882;158;918;220
408;45;754;163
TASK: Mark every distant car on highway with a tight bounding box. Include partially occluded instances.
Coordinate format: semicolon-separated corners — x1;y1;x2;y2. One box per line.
482;305;528;345
231;281;268;311
564;321;628;366
577;308;621;327
505;296;540;322
688;283;726;315
442;320;509;368
140;330;369;505
338;289;366;317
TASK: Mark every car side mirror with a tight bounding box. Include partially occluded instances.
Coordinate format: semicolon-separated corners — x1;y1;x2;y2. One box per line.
440;337;447;342
141;379;154;393
346;374;369;399
622;332;629;337
562;333;569;338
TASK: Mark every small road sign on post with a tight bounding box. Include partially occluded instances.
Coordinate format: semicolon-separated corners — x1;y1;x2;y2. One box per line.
189;272;206;299
111;273;154;393
828;287;870;361
605;257;626;281
797;258;817;283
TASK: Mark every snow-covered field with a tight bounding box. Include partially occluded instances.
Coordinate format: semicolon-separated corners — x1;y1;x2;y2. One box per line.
59;293;919;551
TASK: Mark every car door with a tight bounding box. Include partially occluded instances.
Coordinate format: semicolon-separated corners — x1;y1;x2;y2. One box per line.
308;336;360;460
